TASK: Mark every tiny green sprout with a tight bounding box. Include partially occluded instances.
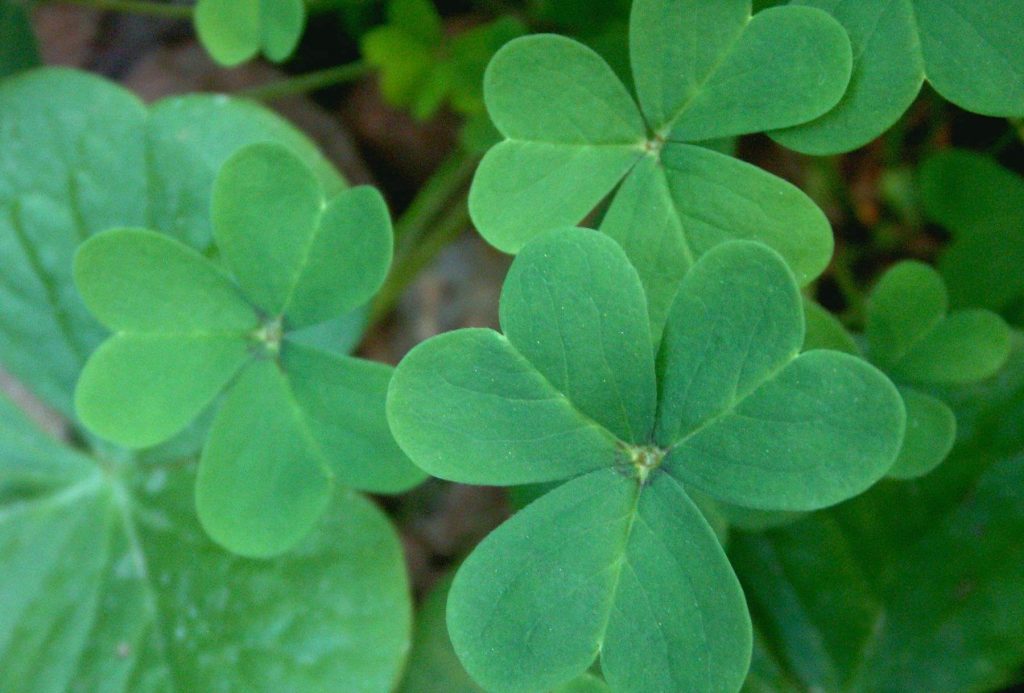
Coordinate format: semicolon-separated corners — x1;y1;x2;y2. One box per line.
387;229;905;693
73;142;425;557
195;0;306;67
470;0;855;339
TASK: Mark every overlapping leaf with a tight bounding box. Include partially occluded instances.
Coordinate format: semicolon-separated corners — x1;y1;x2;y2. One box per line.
734;333;1024;691
470;0;851;338
920;150;1024;322
388;229;904;692
865;261;1010;478
194;0;306;66
73;143;423;556
773;0;1024;154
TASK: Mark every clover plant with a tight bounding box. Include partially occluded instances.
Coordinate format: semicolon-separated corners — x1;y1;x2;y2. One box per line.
387;229;905;692
920;149;1024;322
0;69;413;691
864;261;1011;478
195;0;307;67
469;0;855;340
73;142;424;557
771;0;1024;154
362;0;525;121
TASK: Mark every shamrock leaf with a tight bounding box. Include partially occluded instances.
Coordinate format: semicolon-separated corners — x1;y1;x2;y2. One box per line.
772;0;1024;154
195;0;306;67
920;149;1024;322
866;261;1011;478
362;0;524;120
0;68;347;423
398;575;611;693
387;230;904;692
74;143;425;557
0;391;413;692
470;0;851;338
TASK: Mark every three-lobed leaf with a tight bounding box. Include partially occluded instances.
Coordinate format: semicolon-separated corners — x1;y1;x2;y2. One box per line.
470;0;848;342
73;143;424;556
388;229;904;692
194;0;306;66
773;0;1024;154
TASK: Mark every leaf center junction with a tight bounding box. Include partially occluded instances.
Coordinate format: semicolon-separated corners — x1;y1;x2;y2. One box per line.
251;315;284;359
627;444;667;484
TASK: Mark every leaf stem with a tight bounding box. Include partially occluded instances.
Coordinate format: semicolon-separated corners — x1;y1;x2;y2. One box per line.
370;196;472;326
237;61;371;102
57;0;193;19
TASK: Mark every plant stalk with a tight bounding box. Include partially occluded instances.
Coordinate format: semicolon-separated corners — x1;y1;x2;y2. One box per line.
238;61;371;102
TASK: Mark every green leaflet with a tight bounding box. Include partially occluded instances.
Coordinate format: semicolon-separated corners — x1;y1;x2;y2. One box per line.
920;150;1024;319
864;260;1011;478
470;0;847;337
0;0;38;78
398;575;614;693
773;0;1024;154
73;144;424;556
194;0;306;66
363;0;524;120
0;68;344;421
0;393;412;692
388;230;904;692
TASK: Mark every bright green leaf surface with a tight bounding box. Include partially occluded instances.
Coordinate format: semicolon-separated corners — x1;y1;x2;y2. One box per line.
282;342;425;493
600;148;832;342
0;68;342;419
0;0;39;78
920;150;1024;317
287;186;393;327
774;0;1024;154
0;394;412;692
214;145;391;328
470;1;844;311
212;142;325;317
196;359;332;558
387;328;620;485
499;229;657;443
75;333;250;449
390;232;906;692
448;469;749;693
195;0;306;66
74;229;257;333
888;387;956;480
663;6;852;141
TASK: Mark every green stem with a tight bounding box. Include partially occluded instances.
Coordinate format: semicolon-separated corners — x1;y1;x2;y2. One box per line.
394;148;478;252
371;197;472;325
58;0;193;19
238;61;371;102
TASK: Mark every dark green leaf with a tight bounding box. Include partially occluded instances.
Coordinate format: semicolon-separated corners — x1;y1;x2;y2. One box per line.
0;0;38;78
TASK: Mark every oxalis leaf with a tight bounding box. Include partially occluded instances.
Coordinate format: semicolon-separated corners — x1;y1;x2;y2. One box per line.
0;392;413;692
865;261;1011;479
0;68;349;423
387;229;904;692
73;142;425;557
772;0;1024;155
194;0;306;67
469;0;851;339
